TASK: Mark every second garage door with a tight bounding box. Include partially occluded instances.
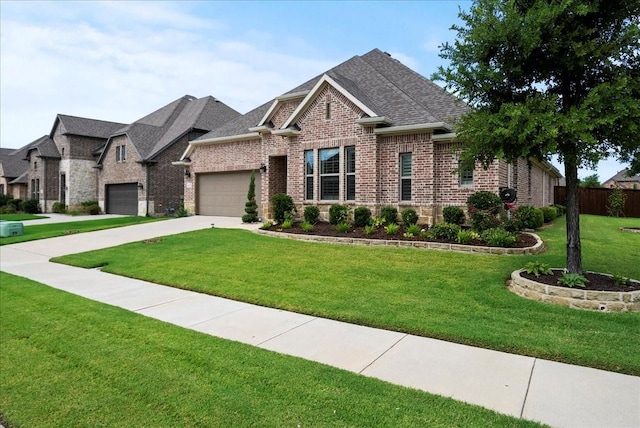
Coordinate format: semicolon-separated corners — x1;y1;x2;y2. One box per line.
106;183;138;215
197;171;261;216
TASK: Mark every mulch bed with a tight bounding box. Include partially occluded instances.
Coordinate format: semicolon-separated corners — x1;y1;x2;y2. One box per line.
521;269;640;292
266;222;538;248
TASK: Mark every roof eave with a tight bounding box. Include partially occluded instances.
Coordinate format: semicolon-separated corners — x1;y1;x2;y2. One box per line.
272;128;301;137
355;116;393;127
374;122;451;136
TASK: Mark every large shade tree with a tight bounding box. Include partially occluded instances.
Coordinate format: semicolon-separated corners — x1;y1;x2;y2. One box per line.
433;0;640;273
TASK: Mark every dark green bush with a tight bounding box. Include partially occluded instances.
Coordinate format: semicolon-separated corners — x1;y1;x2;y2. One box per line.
87;204;101;215
20;199;41;214
329;204;350;225
401;207;419;226
429;222;461;241
353;207;372;227
442;206;465;225
303;205;320;224
52;201;67;213
516;205;544;230
242;171;259;223
551;204;566;215
0;193;12;207
466;191;502;214
9;199;22;211
271;193;295;223
541;206;558;223
380;206;398;225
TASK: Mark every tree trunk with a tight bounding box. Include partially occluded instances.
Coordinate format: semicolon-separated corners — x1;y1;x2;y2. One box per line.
564;158;582;274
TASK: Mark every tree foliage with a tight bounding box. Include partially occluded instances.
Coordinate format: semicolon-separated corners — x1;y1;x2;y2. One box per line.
579;174;601;188
433;0;640;273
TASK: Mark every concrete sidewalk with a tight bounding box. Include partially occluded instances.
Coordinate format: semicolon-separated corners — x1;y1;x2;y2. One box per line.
1;215;638;428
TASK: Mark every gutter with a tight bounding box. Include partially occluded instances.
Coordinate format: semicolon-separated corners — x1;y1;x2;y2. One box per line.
374;122;451;136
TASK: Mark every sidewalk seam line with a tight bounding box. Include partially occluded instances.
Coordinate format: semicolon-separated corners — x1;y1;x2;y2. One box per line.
520;358;537;418
359;333;408;374
256;317;319;346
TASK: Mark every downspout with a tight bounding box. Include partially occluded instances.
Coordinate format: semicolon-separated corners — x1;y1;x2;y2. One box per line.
145;162;150;216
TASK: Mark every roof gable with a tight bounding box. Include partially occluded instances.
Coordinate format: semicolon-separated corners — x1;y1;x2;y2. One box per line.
98;95;240;164
52;114;127;139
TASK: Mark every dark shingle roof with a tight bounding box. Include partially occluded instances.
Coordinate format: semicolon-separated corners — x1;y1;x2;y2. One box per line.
27;135;60;158
0;136;58;181
196;48;468;141
54;115;127;139
102;95;240;162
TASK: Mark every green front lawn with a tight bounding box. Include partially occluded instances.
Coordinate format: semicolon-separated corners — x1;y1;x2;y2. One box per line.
0;272;541;427
0;213;47;221
53;215;640;375
0;216;166;245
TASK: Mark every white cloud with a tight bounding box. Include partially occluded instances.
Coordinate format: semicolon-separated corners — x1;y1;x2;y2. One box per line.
0;1;334;149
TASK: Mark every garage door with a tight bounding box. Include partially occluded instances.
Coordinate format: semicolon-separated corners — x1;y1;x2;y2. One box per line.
197;171;261;216
106;183;138;215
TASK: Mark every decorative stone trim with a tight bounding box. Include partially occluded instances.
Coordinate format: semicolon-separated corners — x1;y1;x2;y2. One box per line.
255;230;545;255
620;227;640;234
509;270;640;312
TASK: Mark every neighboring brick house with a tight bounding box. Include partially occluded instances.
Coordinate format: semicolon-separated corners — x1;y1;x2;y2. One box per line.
96;95;240;215
0;146;30;199
602;169;640;190
178;49;561;223
1;116;125;212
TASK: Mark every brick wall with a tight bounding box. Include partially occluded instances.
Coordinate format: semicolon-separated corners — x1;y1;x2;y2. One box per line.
97;135;146;214
147;134;193;215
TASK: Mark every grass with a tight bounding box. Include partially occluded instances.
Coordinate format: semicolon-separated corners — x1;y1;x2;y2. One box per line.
54;214;640;376
0;272;542;428
0;216;165;245
0;213;47;221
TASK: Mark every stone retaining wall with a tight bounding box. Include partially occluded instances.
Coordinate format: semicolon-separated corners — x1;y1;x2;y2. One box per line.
255;230;545;255
509;270;640;312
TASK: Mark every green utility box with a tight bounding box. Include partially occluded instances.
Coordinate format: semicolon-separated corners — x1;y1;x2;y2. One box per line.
0;221;24;237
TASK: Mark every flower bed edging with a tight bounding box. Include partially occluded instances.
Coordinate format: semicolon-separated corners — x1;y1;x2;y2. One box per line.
254;230;545;255
509;269;640;312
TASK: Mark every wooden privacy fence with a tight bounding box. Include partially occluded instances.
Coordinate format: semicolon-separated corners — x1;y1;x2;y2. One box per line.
554;187;640;217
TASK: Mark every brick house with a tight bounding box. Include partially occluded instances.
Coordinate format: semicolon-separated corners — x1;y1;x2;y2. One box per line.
0;145;32;200
602;169;640;190
178;49;561;223
96;95;240;215
0;116;126;212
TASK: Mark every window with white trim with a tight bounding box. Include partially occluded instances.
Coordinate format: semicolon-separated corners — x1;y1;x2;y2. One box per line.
320;148;339;200
304;150;314;200
116;145;127;162
345;146;355;200
459;160;474;186
400;153;412;201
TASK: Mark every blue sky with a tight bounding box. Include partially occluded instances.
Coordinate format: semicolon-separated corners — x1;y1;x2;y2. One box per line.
0;0;628;182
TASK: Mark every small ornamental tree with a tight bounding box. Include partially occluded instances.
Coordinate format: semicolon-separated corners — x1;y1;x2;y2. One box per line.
242;171;259;223
434;0;640;273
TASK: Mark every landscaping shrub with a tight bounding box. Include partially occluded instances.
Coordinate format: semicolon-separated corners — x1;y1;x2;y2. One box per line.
607;188;626;217
0;204;16;214
271;193;295;223
466;191;502;214
303;205;320;224
429;222;461;241
516;205;544;230
467;191;502;232
9;199;22;211
242;171;259;223
336;222;350;233
353;207;372;227
20;199;41;214
329;204;350;225
541;206;558;223
443;206;465;225
301;222;314;232
401;207;419;226
481;227;517;247
0;193;12;207
384;223;400;235
380;206;398;225
457;230;477;244
52;201;67;214
403;224;421;238
551;204;566;215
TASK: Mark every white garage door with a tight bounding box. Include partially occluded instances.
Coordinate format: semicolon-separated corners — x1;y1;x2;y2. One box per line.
197;171;261;216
